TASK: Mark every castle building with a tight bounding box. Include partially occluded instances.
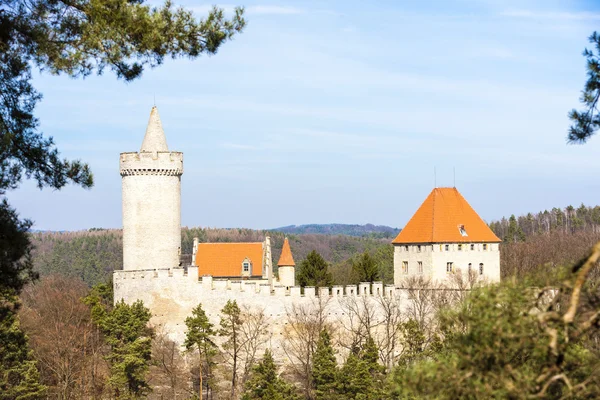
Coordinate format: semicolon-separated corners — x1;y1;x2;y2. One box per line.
113;107;501;350
392;187;501;285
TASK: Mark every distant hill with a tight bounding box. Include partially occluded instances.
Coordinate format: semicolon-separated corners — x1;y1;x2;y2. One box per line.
272;223;400;238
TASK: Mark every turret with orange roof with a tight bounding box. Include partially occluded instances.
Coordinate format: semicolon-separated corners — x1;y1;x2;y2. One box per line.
277;237;296;287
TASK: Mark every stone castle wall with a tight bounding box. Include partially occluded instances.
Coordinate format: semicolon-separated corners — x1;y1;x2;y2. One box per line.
113;268;419;361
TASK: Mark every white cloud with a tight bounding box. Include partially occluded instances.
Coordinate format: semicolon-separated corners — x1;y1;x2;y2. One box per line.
501;9;600;21
247;5;304;15
189;4;304;17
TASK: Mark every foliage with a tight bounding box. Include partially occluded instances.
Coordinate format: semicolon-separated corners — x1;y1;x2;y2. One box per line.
184;303;217;398
85;291;152;399
298;250;334;288
241;349;300;400
569;32;600;142
312;329;337;400
351;251;379;283
0;296;46;400
388;259;600;399
219;299;244;398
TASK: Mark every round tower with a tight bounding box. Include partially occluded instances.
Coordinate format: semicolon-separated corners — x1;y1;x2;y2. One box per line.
277;237;296;287
120;106;183;271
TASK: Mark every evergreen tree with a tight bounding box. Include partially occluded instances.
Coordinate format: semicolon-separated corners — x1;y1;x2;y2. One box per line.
85;293;152;399
569;31;600;142
352;251;379;283
219;300;244;399
0;296;46;400
337;352;372;400
242;350;300;400
184;303;217;399
312;329;338;400
298;250;334;288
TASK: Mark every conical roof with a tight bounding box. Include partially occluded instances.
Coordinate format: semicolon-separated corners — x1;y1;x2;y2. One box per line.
277;238;295;266
392;187;501;244
140;106;168;152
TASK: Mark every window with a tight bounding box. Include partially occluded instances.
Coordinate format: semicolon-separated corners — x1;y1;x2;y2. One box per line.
402;261;408;274
417;245;422;252
418;261;423;274
458;224;468;237
404;245;409;252
445;244;450;251
458;244;462;251
468;263;472;274
479;263;484;275
243;262;250;272
470;244;475;251
446;262;453;273
483;244;488;250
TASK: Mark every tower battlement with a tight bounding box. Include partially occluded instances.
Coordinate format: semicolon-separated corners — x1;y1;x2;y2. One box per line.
120;152;183;176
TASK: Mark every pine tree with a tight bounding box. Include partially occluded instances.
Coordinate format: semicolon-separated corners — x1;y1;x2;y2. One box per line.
298;251;334;288
0;297;46;400
312;329;338;400
219;300;244;399
337;352;372;400
242;350;300;400
184;303;217;399
352;251;379;283
569;31;600;142
85;294;152;399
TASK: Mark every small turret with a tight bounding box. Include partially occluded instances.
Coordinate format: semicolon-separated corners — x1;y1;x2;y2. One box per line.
277;237;295;287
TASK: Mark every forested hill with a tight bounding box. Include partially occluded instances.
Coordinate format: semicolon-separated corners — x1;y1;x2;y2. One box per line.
30;227;393;287
272;223;400;238
489;204;600;242
489;204;600;280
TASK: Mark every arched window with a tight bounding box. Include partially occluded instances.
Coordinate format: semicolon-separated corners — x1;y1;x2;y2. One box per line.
479;263;484;275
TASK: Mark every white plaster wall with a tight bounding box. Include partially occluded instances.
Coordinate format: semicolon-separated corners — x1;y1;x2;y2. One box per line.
393;244;433;286
278;266;295;287
113;269;413;361
121;152;183;271
394;243;501;284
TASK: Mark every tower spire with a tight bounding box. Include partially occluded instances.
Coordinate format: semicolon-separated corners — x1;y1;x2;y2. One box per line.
140;106;168;152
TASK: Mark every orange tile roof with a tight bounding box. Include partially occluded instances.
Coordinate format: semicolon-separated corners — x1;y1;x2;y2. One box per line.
196;242;264;278
277;238;295;266
392;187;501;244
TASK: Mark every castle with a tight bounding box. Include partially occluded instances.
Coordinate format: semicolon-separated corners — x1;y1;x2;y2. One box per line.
113;107;501;350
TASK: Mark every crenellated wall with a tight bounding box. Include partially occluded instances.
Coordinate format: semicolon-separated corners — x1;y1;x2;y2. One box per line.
114;268;410;352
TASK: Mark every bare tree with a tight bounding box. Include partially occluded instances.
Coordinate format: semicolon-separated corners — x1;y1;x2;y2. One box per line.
374;293;403;371
239;306;271;387
20;275;107;399
148;328;190;399
337;295;379;352
281;297;331;399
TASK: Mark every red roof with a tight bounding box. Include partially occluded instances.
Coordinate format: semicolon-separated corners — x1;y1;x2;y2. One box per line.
392;187;501;244
277;238;295;266
196;242;264;277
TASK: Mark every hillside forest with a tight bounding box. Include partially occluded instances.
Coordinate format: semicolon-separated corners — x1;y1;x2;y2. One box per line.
15;203;600;399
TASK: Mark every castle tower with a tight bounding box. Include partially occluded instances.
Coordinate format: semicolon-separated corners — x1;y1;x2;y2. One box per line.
120;106;183;271
277;237;295;287
392;187;501;285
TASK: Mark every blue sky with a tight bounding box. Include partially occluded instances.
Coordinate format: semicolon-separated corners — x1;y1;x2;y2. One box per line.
10;0;600;231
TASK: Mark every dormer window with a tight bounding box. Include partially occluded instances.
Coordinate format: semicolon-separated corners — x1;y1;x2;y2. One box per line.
241;257;252;276
458;224;468;237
